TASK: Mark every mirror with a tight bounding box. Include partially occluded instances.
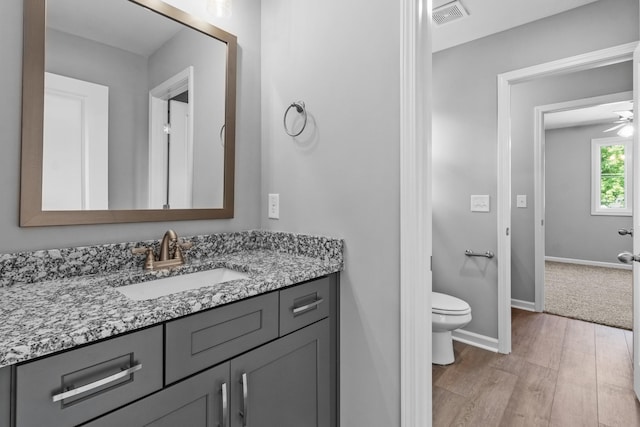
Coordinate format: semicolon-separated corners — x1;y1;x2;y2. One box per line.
20;0;237;226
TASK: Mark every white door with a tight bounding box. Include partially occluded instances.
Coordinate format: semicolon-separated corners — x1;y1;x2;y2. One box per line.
633;45;640;400
147;98;192;209
147;67;194;209
620;45;640;400
168;99;192;209
43;73;109;210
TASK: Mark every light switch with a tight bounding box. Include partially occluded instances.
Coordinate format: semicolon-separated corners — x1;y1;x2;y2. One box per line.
470;195;490;212
516;195;527;208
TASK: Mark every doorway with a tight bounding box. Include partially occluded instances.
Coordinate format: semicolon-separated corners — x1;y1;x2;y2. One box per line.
496;42;637;355
534;93;633;330
148;66;194;209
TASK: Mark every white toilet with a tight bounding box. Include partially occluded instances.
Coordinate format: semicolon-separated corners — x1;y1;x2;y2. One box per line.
432;291;472;365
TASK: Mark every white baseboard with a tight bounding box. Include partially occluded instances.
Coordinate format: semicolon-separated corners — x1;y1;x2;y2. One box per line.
452;329;499;353
511;299;536;312
545;256;631;270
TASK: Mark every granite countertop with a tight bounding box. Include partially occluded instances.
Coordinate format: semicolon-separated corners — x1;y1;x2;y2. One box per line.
0;231;343;368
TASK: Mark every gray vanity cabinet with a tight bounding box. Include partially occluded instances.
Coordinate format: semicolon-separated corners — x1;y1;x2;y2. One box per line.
84;362;230;427
230;319;331;427
6;273;339;427
89;317;331;427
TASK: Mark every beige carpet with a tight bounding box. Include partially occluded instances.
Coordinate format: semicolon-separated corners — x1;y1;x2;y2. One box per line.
544;261;632;330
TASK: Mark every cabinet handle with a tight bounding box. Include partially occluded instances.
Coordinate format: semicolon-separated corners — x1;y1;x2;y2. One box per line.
221;382;229;427
52;363;143;403
292;298;324;315
240;372;248;427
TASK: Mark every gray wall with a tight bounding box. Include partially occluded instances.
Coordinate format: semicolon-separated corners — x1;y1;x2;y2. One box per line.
260;0;401;424
510;63;633;302
545;123;633;263
148;27;227;208
433;0;639;338
46;28;149;209
0;0;261;252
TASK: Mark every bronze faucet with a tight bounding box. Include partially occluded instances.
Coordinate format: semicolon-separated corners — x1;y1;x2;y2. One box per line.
159;229;178;261
132;229;193;270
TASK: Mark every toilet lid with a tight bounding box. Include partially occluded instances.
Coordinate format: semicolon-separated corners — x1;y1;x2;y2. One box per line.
432;292;471;315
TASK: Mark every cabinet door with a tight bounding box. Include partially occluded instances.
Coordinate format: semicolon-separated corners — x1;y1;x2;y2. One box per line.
230;319;330;427
0;366;10;427
85;362;229;427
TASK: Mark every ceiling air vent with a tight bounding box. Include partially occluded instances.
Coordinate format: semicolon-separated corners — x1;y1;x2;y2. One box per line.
433;1;468;26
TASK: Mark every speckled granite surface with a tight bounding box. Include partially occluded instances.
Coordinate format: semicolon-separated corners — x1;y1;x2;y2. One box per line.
0;231;343;367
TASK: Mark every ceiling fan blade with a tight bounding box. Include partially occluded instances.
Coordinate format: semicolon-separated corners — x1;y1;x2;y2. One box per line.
604;123;626;132
615;110;634;120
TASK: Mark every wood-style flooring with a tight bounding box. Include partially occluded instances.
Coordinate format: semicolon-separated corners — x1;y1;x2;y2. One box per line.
432;308;640;426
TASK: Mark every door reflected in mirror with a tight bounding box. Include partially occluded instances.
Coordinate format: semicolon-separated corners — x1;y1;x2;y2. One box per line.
21;0;237;225
44;0;227;211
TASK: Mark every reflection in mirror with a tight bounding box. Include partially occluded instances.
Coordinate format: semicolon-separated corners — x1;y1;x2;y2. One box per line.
21;0;237;226
45;0;226;210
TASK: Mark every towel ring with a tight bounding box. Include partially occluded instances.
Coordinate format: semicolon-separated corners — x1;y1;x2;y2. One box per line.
283;101;308;137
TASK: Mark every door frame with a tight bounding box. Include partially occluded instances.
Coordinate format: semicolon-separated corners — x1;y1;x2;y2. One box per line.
496;41;638;354
400;0;432;425
632;43;640;400
533;91;634;312
148;66;194;209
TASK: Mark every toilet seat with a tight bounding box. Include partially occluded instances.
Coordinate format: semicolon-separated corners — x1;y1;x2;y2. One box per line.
432;292;471;315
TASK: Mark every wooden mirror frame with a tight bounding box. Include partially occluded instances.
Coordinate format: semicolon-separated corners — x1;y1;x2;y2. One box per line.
20;0;237;226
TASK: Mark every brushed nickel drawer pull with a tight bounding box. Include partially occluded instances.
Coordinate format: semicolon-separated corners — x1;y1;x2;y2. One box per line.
221;382;229;427
240;373;248;427
292;298;324;315
52;363;143;403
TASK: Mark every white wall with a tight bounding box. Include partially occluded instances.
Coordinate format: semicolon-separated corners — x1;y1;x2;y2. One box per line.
433;0;639;338
0;0;261;252
261;0;401;424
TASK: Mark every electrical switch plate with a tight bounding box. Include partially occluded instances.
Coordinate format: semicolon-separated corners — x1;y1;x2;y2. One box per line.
516;195;527;208
268;194;279;219
470;195;490;212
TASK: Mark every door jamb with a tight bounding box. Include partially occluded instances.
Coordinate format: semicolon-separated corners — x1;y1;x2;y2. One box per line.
400;0;432;425
497;41;637;354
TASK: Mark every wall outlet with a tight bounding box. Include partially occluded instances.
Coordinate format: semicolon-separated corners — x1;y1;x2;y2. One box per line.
268;193;279;219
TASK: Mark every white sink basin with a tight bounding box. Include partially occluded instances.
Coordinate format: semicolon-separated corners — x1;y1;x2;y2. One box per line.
116;268;249;301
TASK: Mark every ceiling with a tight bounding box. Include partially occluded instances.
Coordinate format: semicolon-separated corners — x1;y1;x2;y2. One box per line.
545;101;634;130
432;0;633;130
432;0;600;52
47;0;183;57
50;0;599;56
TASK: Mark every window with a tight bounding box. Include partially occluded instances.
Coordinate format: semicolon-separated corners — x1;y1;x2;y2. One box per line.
591;136;632;216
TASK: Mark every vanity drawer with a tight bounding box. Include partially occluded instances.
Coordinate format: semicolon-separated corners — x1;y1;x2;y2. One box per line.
165;292;279;384
279;276;331;336
15;326;163;427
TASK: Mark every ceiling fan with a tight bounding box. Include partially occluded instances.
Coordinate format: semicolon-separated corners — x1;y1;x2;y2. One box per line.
604;108;634;137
